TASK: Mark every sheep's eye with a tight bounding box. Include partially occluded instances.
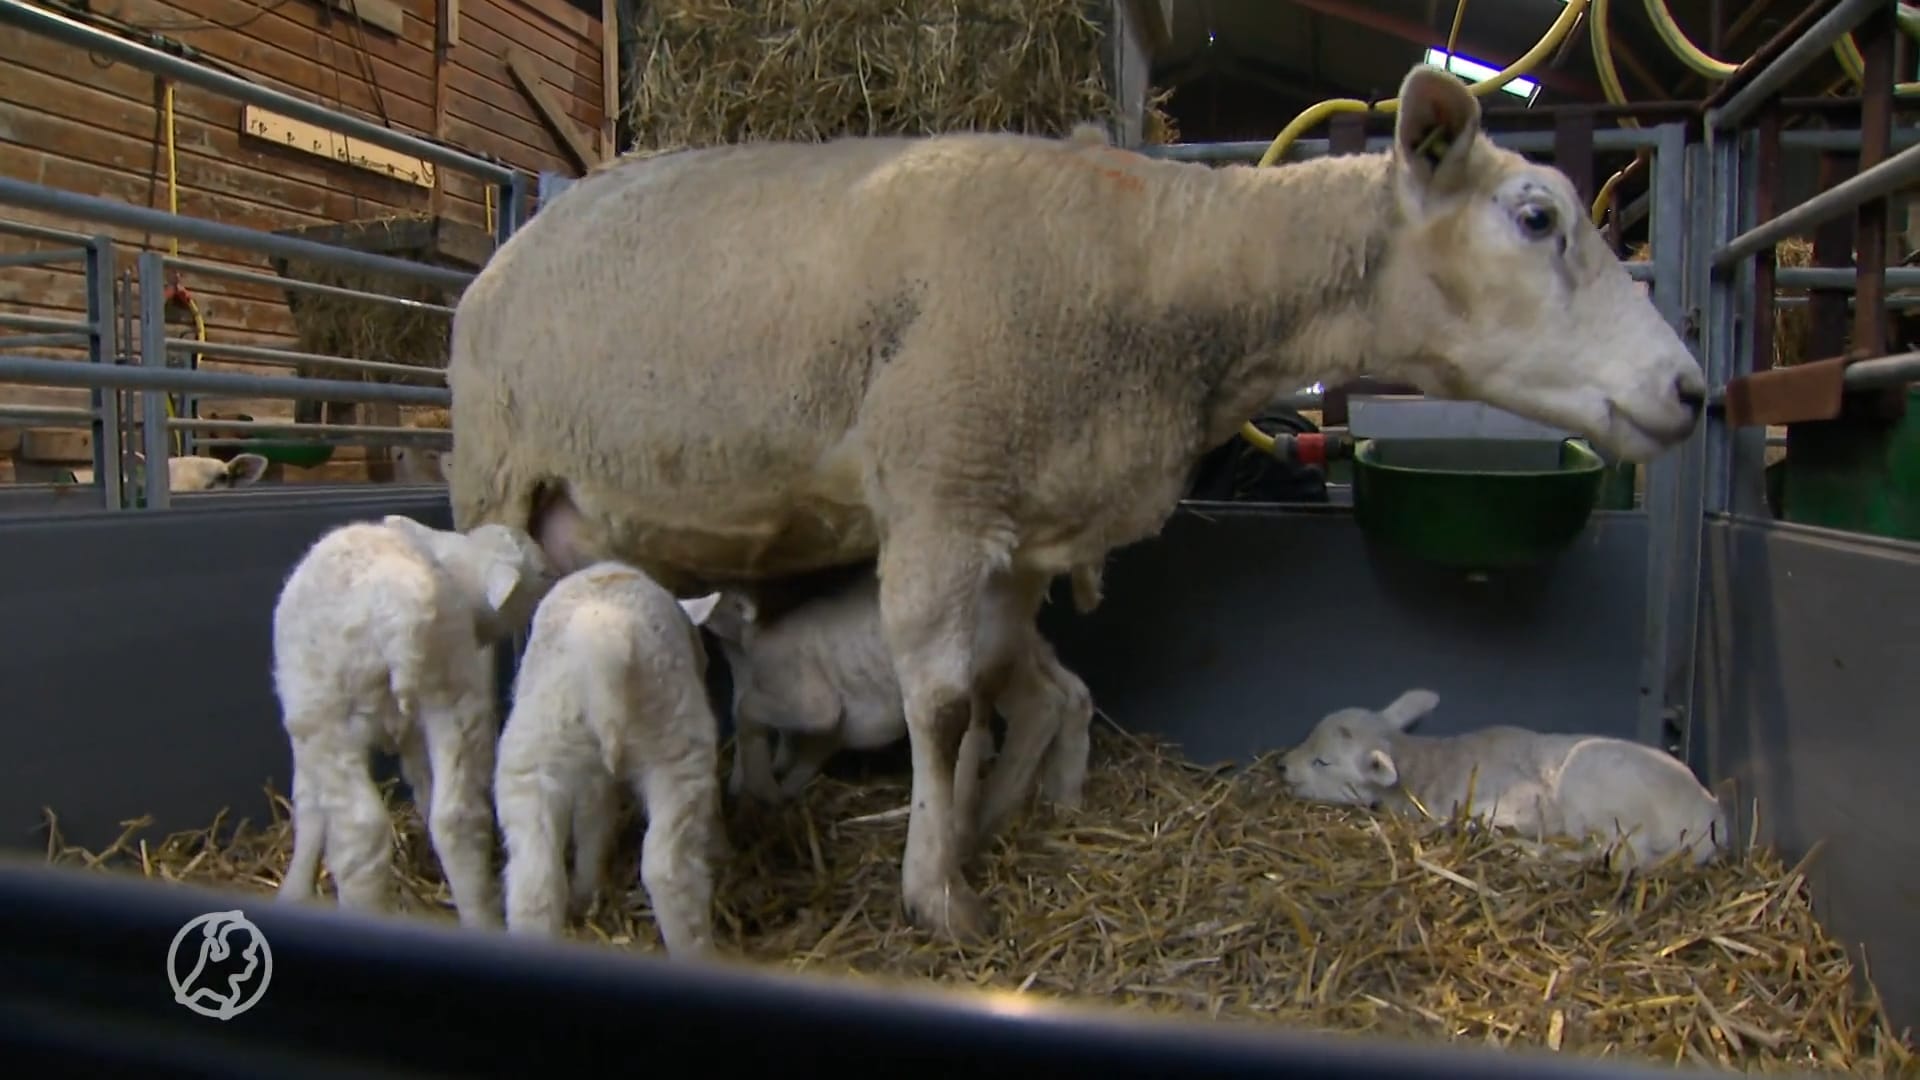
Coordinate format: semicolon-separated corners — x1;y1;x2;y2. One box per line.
1517;203;1557;240
1312;757;1329;768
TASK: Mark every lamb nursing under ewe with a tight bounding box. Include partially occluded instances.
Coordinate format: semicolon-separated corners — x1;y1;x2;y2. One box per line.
273;515;554;927
446;62;1706;943
701;564;1091;842
1281;689;1730;871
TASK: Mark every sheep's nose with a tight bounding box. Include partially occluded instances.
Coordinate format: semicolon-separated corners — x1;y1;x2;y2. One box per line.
1675;376;1705;420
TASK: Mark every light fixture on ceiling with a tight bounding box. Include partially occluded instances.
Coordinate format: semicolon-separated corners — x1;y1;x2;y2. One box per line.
1423;46;1542;106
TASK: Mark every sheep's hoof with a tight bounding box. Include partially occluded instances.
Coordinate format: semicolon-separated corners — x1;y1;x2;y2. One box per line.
905;879;992;945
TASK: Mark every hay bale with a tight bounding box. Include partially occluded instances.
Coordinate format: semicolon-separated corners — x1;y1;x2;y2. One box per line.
621;0;1178;152
270;214;488;435
45;724;1915;1074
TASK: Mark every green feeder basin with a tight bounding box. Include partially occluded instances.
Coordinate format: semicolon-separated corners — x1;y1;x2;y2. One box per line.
1352;436;1607;571
238;437;335;470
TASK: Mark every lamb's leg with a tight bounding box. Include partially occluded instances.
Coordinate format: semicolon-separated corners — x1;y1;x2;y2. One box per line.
314;736;395;913
727;707;781;804
568;772;619;919
397;729;434;831
876;523;1018;945
632;748;722;957
278;739;328;901
495;754;570;937
1034;642;1092;810
418;684;504;929
971;577;1084;840
775;731;842;799
951;704;993;857
770;730;796;776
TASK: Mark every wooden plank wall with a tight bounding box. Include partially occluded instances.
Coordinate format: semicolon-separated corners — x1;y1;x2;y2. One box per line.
0;0;609;483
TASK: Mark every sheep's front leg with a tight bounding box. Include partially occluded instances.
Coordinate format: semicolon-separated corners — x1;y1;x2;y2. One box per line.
877;524;1007;945
419;685;504;929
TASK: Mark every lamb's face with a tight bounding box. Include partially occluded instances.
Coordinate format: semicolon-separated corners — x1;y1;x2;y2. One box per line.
1280;708;1398;808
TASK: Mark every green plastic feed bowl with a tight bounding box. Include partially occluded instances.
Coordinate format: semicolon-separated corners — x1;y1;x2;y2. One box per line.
241;438;335;470
1351;437;1607;571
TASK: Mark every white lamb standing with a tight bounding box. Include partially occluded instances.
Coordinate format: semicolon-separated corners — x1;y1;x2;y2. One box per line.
702;567;1091;844
274;514;554;927
493;561;728;956
1280;689;1730;872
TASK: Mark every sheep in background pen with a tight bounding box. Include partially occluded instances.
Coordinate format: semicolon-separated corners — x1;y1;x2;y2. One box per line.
131;450;269;492
492;561;728;955
393;406;452;485
274;514;555;927
1280;689;1730;872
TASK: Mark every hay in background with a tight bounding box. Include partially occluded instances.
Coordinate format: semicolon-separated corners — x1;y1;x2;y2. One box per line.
43;724;1914;1075
621;0;1178;152
1629;238;1814;369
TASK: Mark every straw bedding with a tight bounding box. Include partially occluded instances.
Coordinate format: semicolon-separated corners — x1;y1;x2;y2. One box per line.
43;722;1914;1076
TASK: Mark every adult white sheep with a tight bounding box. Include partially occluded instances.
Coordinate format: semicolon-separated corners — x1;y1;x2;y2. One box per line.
447;64;1707;943
274;514;554;927
493;561;728;955
702;565;1091;842
1280;689;1730;872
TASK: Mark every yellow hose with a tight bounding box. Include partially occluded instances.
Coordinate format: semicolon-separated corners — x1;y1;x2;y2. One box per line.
161;81;203;458
1238;0;1586;453
1589;0;1646;227
1643;0;1920;96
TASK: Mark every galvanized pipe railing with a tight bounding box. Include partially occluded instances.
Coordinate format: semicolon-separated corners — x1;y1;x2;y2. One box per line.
0;354;451;406
162;256;459;318
1706;0;1889;132
1714;140;1920;271
0;179;475;290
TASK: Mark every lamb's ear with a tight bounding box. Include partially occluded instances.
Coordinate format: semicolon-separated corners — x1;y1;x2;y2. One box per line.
1363;748;1399;788
484;558;523;613
1393;63;1481;196
1381;688;1440;730
678;592;722;627
226;452;268;485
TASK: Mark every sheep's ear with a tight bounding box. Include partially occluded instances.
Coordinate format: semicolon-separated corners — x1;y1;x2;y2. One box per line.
1381;688;1439;731
383;514;434;540
678;591;722;627
484;559;523;613
1394;63;1480;196
1363;748;1399;788
226;452;268;485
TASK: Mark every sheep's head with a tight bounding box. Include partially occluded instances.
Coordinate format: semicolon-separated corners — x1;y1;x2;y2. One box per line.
1367;64;1705;463
393;445;450;484
383;516;555;639
1280;688;1439;808
133;452;268;492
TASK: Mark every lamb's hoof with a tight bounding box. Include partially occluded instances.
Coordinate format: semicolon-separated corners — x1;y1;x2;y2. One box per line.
905;879;992;945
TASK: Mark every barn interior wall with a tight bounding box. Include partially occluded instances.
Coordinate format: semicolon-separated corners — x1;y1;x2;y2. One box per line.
0;0;606;482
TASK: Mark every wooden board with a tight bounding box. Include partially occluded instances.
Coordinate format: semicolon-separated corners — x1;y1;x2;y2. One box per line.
324;0;407;38
240;104;438;189
502;44;598;172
